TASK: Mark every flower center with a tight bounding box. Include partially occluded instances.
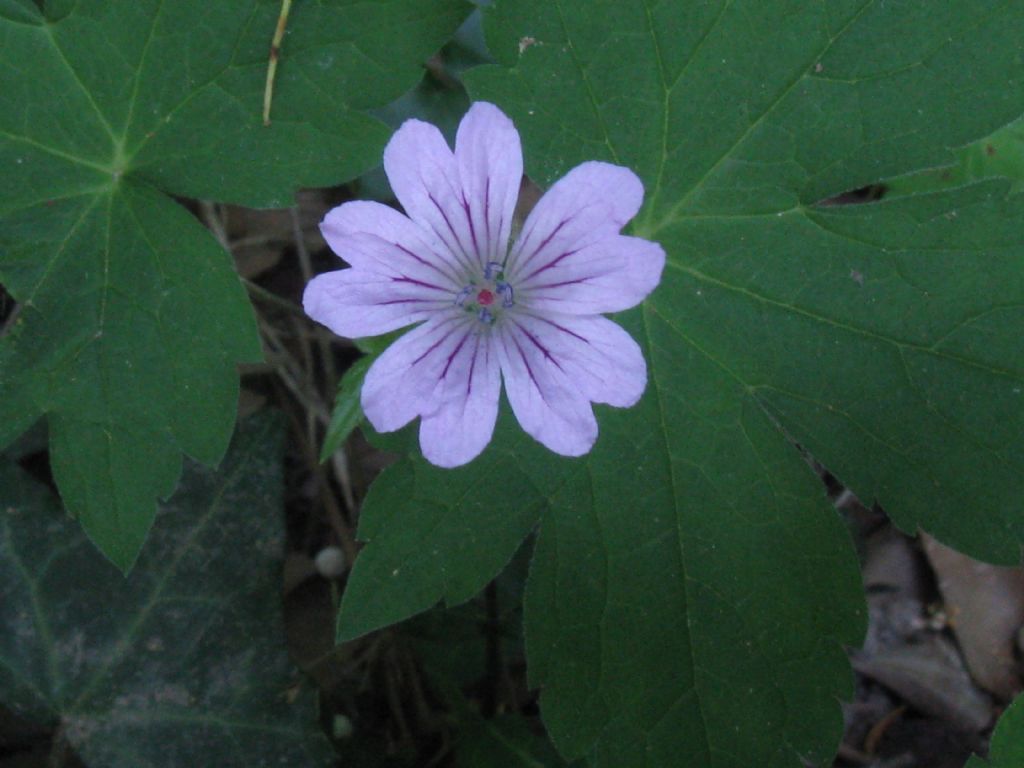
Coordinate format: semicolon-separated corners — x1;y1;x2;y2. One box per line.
454;262;515;325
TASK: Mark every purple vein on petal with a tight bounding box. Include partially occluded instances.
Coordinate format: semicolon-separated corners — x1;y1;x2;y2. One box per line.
394;242;461;286
527;277;592;291
510;319;565;372
519;248;581;283
483;177;493;261
513;216;573;275
527;314;591;344
465;335;480;396
509;332;544;395
376;298;450;306
412;329;456;367
411;315;471;367
390;275;451;292
526;317;610;389
461;193;482;262
428;192;476;273
440;327;473;380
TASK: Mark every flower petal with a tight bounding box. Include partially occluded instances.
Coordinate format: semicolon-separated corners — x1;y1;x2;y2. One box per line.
495;321;598;457
384;103;522;274
320;200;464;287
510;313;647;407
383;118;474;271
516;234;665;314
303;268;451;339
505;161;644;279
419;331;501;468
342;231;461;295
454;102;523;265
360;312;480;433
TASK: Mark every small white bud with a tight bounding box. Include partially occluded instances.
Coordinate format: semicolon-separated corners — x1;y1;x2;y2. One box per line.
332;714;354;740
313;546;346;578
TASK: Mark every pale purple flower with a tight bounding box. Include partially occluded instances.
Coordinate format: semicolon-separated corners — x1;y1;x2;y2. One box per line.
303;102;664;468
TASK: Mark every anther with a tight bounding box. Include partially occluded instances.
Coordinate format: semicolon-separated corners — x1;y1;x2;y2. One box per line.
484;261;504;281
454;285;473;306
496;282;514;308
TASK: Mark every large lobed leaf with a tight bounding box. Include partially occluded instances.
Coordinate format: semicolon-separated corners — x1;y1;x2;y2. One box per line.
338;1;1024;765
0;0;469;569
0;414;335;767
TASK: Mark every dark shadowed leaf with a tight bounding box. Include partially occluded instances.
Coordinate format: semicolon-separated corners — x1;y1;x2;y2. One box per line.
0;414;335;767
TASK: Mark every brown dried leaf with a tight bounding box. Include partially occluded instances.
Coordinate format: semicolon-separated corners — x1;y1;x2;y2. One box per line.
923;534;1024;700
852;637;993;732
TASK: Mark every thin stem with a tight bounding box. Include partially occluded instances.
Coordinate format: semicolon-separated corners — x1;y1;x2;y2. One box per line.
244;278;307;318
288;206;356;514
261;324;330;424
384;656;413;745
318;470;359;566
273;364;359;564
263;0;294;126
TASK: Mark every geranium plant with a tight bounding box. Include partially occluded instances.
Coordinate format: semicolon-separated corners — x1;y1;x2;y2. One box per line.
3;1;1024;766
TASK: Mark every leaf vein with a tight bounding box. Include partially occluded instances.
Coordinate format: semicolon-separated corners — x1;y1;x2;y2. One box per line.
652;0;878;231
665;259;1023;381
640;303;713;763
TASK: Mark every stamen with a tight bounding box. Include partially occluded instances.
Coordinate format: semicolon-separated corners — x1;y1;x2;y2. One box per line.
455;268;514;326
496;282;514;308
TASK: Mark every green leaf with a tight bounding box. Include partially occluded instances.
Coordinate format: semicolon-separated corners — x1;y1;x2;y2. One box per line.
0;0;470;568
1;182;258;568
967;695;1024;768
355;327;407;356
457;710;577;768
337;408;553;641
0;0;38;24
356;10;489;201
338;1;1024;765
319;355;373;463
473;1;1024;214
0;413;334;767
888;116;1024;197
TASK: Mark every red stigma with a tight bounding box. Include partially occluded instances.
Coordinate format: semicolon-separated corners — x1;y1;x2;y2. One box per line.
477;289;495;306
